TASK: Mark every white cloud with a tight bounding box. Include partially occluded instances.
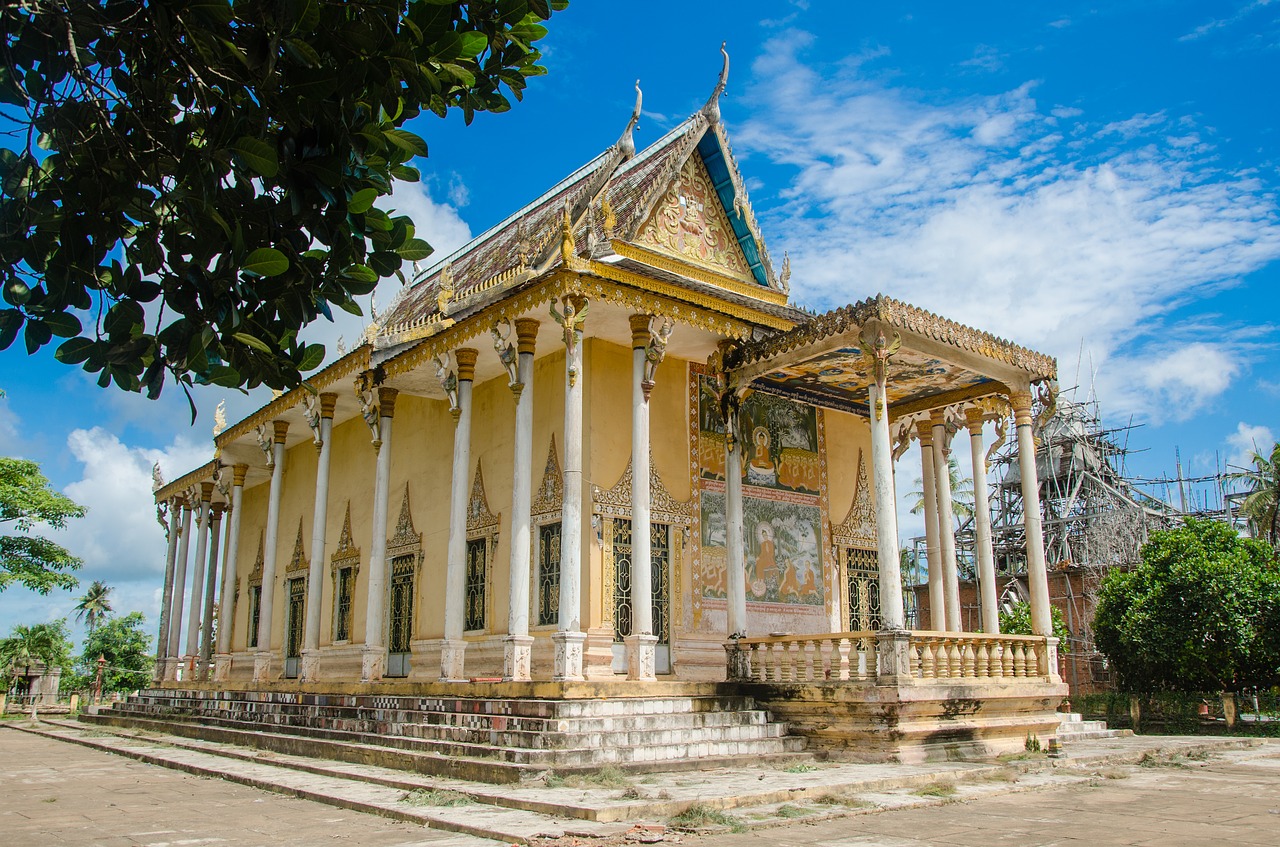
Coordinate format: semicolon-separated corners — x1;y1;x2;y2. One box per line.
738;31;1280;424
1225;421;1276;469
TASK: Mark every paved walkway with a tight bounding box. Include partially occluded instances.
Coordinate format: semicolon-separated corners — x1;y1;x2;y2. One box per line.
3;722;1278;846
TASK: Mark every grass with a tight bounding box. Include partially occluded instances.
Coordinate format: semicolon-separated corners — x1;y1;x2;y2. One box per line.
1138;752;1186;769
913;781;958;798
784;763;818;774
775;804;810;818
545;764;632;789
815;791;872;809
400;788;472;807
669;804;747;833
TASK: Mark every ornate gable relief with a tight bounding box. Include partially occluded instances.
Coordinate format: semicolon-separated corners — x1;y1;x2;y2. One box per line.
593;452;694;526
467;460;501;537
387;484;423;563
832;449;877;549
286;517;308;575
531;435;563;520
330;503;361;576
635;153;754;282
248;530;265;585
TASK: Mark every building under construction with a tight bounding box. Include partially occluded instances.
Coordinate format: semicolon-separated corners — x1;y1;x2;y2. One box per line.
910;393;1180;694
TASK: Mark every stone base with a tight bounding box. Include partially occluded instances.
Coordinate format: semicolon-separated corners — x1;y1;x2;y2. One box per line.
625;634;658;681
439;639;468;682
252;651;273;683
502;635;533;681
360;647;385;683
742;677;1069;763
300;650;322;683
552;631;587;681
212;654;232;682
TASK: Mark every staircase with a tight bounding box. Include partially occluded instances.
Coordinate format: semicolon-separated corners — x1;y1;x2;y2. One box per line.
82;688;806;782
1056;712;1132;742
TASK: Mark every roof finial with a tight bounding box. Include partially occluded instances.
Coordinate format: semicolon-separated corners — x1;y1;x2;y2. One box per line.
618;80;642;158
703;42;730;121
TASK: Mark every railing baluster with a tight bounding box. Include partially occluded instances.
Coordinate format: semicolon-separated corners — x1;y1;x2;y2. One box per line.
838;637;852;681
802;640;816;681
961;641;976;677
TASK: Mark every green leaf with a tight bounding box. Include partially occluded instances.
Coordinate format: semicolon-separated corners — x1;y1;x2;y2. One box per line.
347;188;378;214
383;129;428;157
284;38;322;68
396;238;434;261
340;264;379;283
55;337;96;365
298;343;326;371
233;332;273;354
243;248;290;277
42;311;83;338
229;137;279;178
390;165;421;182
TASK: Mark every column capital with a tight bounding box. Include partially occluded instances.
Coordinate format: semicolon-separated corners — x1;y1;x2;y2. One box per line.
964;406;986;431
629;313;653;348
514;318;539;355
455;347;479;382
319;392;338;419
914;419;934;445
552;293;589;351
200;480;215;502
272;419;289;443
377;385;399;417
929;408;948;428
232;463;249;486
210;502;227;518
1008;390;1035;424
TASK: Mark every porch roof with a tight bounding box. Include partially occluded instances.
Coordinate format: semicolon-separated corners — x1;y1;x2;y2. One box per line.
724;295;1057;418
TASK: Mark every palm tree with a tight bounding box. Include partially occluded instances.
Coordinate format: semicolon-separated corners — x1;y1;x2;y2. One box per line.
1228;441;1280;549
0;621;73;690
74;580;114;632
907;456;974;530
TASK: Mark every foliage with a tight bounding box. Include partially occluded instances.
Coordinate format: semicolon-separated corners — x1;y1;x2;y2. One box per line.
74;579;113;632
1227;441;1280;549
907;456;974;528
999;600;1071;651
74;611;153;694
0;618;73;690
0;456;85;593
1093;518;1280;692
1;0;566;403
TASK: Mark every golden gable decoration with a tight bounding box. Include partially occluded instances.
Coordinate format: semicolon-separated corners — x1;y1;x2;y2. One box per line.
636;153;753;283
467;460;501;537
531;435;564;519
387;484;423;563
286;517;308;575
831;449;877;550
592;452;694;527
247;530;264;586
330;503;361;576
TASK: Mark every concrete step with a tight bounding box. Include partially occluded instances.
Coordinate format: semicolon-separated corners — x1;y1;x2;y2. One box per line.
1057;728;1135;742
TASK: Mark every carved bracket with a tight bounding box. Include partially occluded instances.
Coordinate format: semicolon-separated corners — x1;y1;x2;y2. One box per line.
355;375;382;451
254;423;274;469
857;325;902;420
492;319;520;394
434;353;460;418
302;393;322;450
642;316;674;399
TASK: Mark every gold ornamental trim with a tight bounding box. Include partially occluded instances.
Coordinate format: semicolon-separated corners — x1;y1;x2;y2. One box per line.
591;452;695;526
831;449;877;549
730;294;1056;379
610;240;789;307
285;517;308;576
154;460;217;503
330;503;361;575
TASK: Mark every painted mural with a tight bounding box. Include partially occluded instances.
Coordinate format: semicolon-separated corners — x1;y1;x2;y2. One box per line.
695;375;825;608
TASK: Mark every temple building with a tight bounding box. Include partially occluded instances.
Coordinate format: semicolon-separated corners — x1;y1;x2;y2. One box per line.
141;62;1067;765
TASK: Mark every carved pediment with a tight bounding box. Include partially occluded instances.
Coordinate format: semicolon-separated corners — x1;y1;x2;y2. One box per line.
467;460;501;537
387;484;422;561
593;452;694;526
330;503;361;573
285;517;308;575
248;530;264;584
531;435;563;519
635;153;754;283
832;449;877;549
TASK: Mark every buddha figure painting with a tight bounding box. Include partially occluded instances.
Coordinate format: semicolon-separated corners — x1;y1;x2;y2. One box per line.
746;426;778;486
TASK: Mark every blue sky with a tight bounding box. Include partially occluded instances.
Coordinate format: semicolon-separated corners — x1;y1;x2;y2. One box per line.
2;1;1278;638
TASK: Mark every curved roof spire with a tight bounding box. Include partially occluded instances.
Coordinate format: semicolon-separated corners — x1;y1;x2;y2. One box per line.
702;42;730;121
617;80;643;158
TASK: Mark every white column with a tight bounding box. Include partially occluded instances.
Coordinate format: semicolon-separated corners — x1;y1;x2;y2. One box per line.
199;502;224;677
185;482;213;664
154;497;181;681
725;402;748;638
553;295;588;681
253;421;289;682
916;422;945;631
504;319;538;681
966;407;1000;634
214;465;247;681
931;411;962;631
360;387;397;682
869;382;904;629
441;348;478;682
627;314;659;681
301;394;336;682
166;500;192;680
1012;388;1059;682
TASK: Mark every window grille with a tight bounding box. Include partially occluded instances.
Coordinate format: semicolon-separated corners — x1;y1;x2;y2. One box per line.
537;522;561;627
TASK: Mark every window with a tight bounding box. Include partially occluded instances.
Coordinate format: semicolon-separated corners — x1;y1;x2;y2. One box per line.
246;584;262;649
334;566;353;642
465;537;487;632
845;547;881;631
537;522;561;627
612;519;671;644
387;554;415;674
